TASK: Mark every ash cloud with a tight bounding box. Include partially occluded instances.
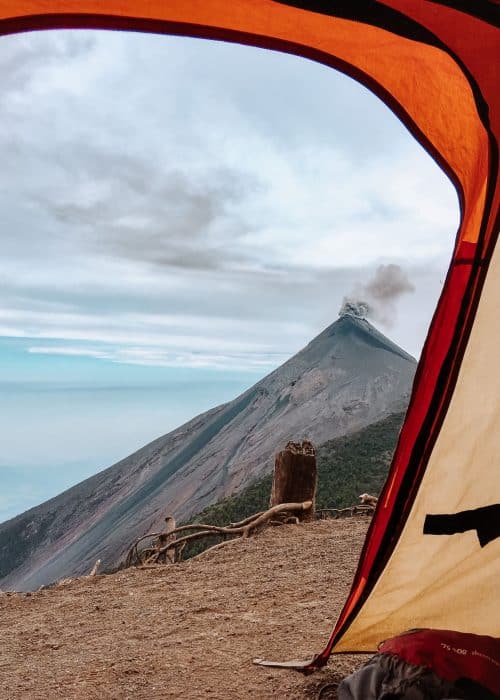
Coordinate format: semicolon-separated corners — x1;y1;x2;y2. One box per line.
338;299;371;320
340;264;415;326
365;264;415;302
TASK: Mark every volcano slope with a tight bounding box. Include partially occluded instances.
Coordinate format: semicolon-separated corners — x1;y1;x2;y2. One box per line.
0;516;370;700
0;314;415;591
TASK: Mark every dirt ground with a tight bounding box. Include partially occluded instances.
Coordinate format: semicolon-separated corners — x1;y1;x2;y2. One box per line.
0;517;372;699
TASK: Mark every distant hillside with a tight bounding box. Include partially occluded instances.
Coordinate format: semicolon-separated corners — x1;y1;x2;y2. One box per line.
187;412;405;530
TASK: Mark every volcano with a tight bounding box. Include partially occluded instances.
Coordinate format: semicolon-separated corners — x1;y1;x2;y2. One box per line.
0;315;416;590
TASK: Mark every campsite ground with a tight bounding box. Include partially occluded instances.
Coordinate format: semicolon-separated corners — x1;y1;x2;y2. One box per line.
0;517;370;699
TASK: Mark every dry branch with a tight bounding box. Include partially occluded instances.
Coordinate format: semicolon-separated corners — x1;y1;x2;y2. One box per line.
124;501;312;568
123;495;374;570
155;501;312;558
316;504;375;519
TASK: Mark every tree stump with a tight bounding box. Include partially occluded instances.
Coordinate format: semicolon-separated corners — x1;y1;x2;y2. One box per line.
270;440;316;522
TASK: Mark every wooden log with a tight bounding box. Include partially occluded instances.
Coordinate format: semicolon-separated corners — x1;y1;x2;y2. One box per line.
270;440;317;521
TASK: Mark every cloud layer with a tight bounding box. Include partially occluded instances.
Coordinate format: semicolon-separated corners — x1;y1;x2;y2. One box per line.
0;30;460;365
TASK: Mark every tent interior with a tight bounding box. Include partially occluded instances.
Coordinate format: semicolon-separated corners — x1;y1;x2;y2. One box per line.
1;0;498;669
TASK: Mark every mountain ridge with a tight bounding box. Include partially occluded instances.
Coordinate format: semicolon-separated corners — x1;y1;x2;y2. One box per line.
0;314;416;590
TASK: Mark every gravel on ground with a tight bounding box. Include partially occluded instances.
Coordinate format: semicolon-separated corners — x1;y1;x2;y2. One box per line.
0;517;372;699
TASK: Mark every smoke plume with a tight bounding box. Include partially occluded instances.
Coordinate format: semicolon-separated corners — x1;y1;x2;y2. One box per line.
339;264;414;326
338;299;371;320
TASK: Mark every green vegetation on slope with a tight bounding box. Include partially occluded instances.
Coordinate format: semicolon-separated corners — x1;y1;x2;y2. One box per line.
186;412;405;532
315;411;405;510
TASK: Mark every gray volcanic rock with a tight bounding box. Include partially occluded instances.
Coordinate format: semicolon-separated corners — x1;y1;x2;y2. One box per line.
0;315;416;590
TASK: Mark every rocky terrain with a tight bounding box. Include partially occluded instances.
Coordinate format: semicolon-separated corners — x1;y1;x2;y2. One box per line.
0;516;370;700
0;314;415;590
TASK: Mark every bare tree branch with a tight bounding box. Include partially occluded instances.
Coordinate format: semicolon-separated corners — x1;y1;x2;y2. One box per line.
124;501;313;567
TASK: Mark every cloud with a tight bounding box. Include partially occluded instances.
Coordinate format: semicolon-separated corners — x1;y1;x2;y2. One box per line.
27;344;283;372
0;29;459;367
40;161;261;270
28;346;109;359
0;31;95;101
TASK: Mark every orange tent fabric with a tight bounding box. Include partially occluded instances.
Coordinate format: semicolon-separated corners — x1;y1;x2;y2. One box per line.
1;1;498;665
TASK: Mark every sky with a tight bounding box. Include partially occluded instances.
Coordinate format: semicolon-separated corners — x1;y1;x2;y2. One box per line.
0;29;459;522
